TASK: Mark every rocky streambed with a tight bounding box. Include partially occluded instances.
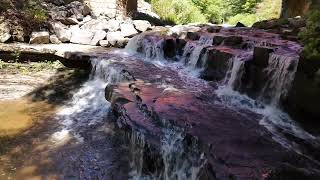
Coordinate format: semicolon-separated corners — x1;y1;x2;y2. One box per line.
1;24;320;180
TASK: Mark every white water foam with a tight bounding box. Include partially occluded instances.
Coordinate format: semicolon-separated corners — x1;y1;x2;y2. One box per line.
51;58;120;144
216;55;317;155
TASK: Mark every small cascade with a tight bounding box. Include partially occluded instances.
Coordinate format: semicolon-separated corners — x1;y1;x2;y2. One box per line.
128;128;206;180
220;56;245;88
160;129;204;180
183;35;213;69
52;58;123;143
259;53;299;106
126;34;165;61
216;55;317;156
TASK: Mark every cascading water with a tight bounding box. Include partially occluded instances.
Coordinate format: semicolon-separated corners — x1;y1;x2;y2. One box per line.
259;53;300;106
128;128;205;180
51;58;123;144
182;35;213;68
125;32;319;162
126;34;165;61
216;54;317;158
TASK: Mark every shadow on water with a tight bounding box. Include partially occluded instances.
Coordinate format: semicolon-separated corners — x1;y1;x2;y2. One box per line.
0;66;124;179
27;67;90;106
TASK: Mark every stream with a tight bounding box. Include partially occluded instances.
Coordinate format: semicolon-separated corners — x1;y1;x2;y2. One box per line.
1;26;320;179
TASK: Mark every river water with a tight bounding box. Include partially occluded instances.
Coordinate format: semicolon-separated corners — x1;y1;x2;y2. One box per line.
0;28;319;179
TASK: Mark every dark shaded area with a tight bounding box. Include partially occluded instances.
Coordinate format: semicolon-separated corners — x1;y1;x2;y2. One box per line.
132;12;167;26
27;67;90;105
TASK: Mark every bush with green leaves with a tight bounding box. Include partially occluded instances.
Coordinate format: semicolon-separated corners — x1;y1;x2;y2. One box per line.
151;0;281;25
151;0;207;24
299;6;320;60
24;0;48;24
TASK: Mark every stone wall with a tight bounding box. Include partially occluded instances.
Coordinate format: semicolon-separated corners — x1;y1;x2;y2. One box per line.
84;0;137;18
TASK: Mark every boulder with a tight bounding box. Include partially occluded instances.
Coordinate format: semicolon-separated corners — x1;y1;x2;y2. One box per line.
60;17;79;25
207;26;222;33
29;32;50;44
67;1;91;20
81;15;92;25
49;21;71;42
253;46;274;68
163;38;176;59
186;32;200;40
99;40;110;47
107;19;121;32
223;36;243;46
49;10;68;21
70;29;95;45
120;23;139;37
81;19;109;31
50;35;62;44
107;31;129;48
0;19;11;43
70;29;106;45
91;30;107;46
236;22;246;27
201;47;235;81
0;33;11;43
133;20;151;32
11;25;26;42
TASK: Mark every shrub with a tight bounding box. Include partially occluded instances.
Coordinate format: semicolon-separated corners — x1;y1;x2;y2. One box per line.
299;7;320;60
24;0;48;24
151;0;207;24
228;13;258;26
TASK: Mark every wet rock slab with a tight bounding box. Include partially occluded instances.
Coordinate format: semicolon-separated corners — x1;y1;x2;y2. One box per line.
0;43;110;68
105;58;320;179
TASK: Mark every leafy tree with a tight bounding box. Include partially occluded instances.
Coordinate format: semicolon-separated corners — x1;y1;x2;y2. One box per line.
299;6;320;60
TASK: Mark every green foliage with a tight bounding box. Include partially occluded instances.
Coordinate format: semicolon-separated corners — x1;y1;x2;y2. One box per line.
299;7;320;60
24;0;48;23
151;0;280;25
151;0;207;24
227;0;281;26
228;13;259;26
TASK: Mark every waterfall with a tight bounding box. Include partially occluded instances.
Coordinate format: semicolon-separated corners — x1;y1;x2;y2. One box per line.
160;129;204;180
51;58;123;144
128;128;205;180
126;34;165;61
183;35;213;68
216;55;316;155
259;53;299;106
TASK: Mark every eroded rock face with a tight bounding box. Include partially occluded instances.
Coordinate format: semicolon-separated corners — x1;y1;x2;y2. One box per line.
102;57;320;180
